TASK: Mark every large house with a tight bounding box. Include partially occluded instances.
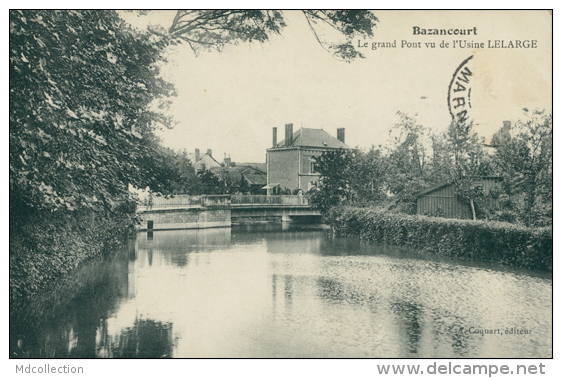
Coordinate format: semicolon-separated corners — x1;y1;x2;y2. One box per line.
265;123;351;194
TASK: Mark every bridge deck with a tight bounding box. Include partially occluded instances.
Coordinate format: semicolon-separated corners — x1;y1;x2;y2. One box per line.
138;194;312;211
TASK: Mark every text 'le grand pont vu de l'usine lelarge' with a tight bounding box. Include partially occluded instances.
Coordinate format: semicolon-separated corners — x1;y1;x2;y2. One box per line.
357;26;538;50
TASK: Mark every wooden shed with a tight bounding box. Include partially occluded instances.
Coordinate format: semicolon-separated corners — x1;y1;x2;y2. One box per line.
415;176;503;219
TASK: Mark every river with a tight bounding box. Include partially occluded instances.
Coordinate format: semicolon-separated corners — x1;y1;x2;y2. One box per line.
10;224;552;358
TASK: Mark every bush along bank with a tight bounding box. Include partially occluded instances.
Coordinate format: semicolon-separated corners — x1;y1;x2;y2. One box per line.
9;209;135;307
326;206;552;271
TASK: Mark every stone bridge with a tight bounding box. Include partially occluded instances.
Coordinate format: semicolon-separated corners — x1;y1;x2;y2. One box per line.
137;195;321;231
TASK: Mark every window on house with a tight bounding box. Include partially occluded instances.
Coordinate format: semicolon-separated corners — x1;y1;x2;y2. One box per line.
310;159;317;173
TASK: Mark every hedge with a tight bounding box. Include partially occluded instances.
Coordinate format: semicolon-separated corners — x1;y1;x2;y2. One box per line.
10;210;134;307
326;206;552;271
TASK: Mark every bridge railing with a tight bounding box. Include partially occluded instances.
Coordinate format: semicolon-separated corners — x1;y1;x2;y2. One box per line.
203;195;232;207
139;194;309;210
231;195;309;206
139;194;231;210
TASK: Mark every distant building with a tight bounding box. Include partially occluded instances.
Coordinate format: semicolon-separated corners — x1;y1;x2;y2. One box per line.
188;148;221;172
265;123;351;194
211;164;267;194
482;120;512;154
236;162;267;173
415;176;503;219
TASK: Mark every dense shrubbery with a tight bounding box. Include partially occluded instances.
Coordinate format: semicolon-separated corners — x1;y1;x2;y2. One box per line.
327;206;552;271
9;209;135;304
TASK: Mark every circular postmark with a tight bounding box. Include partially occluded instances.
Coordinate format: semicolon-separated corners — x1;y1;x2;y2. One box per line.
448;55;474;131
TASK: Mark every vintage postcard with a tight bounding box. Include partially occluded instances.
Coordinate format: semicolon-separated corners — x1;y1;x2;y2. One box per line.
9;9;552;367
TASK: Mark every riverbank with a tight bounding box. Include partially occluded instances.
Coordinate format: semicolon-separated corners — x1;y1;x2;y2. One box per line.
9;210;134;307
326;206;552;271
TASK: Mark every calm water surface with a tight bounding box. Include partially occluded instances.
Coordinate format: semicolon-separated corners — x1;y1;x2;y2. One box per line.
10;224;552;358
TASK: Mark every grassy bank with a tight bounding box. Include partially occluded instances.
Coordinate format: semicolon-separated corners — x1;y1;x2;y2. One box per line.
326;206;552;271
9;210;134;305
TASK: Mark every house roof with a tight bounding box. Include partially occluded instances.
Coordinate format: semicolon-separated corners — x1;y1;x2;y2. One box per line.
414;176;504;198
237;162;267;173
241;166;267;185
210;167;242;182
210;165;267;186
273;128;350;149
187;153;221;167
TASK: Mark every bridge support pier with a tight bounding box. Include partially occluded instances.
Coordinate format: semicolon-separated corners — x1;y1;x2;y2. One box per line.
281;212;293;223
137;208;231;231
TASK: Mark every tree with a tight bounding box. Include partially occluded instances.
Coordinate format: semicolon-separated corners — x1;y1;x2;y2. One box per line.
309;148;357;214
10;10;175;225
166;10;378;61
385;112;432;212
147;147;201;195
350;146;387;203
428;132;455;184
494;109;552;226
196;171;223;195
217;172;237;195
446;121;495;220
238;176;250;194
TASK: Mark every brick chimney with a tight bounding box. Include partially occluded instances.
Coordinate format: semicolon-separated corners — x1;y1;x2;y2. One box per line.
224;153;231;167
195;148;200;162
272;127;277;147
207;148;212;158
337;128;345;144
285;123;293;147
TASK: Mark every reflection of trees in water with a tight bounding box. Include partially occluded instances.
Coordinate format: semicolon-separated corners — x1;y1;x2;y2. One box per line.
137;228;232;268
316;277;376;307
425;311;472;358
316;277;347;303
318;236;431;259
99;318;174;358
316;276;428;356
10;242;133;358
450;320;471;357
391;301;476;357
271;274;295;315
265;233;324;255
233;223;326;253
284;275;293;312
391;301;423;355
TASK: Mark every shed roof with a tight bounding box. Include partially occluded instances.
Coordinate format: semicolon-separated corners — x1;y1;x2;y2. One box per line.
414;176;504;198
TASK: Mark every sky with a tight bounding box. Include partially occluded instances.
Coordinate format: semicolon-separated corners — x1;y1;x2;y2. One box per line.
120;10;552;164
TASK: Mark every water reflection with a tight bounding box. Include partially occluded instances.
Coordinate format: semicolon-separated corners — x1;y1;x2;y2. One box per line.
10;224;552;358
10;239;135;358
98;318;174;358
392;301;422;355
